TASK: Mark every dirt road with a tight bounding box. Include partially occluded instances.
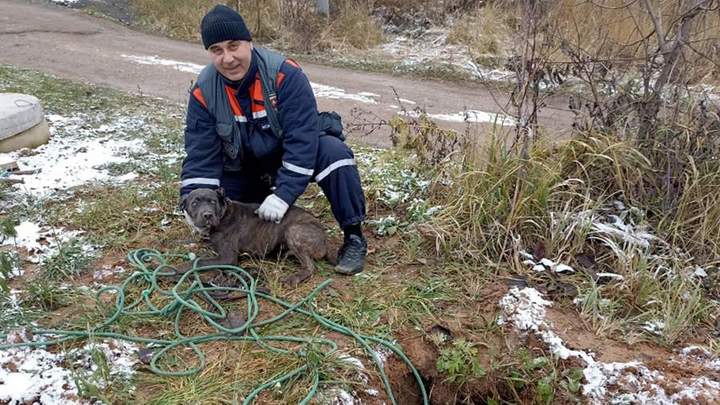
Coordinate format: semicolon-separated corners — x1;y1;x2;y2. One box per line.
0;0;573;147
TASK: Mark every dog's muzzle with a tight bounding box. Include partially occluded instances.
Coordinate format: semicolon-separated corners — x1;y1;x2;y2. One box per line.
200;211;219;227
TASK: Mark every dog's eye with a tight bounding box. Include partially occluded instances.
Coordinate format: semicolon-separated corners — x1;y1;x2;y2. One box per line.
210;200;216;205
191;201;198;207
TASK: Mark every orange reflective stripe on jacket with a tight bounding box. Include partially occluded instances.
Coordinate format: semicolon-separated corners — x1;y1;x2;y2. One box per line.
192;60;300;122
192;87;207;109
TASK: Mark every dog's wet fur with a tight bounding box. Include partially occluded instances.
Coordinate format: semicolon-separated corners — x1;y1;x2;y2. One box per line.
181;188;334;285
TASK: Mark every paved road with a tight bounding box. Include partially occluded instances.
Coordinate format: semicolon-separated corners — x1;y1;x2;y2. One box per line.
0;0;573;147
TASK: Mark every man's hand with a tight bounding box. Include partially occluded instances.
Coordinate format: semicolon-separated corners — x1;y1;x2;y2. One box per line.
255;194;289;223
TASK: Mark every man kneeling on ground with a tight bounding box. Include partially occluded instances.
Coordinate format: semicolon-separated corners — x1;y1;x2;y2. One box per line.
180;5;367;274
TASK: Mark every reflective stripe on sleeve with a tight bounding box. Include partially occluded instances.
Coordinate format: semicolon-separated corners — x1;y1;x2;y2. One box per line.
282;161;314;176
181;177;220;187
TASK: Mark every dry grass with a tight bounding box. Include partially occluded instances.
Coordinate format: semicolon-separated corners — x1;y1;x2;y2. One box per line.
447;2;514;57
130;0;383;52
385;111;720;345
551;0;720;81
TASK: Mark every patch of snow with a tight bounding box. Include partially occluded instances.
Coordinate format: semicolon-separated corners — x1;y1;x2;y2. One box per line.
1;221;93;264
554;264;575;274
50;0;79;5
521;256;575;274
0;338;138;404
0;346;80;404
401;109;516;125
533;264;546;273
378;30;514;83
641;321;665;336
463;61;515;82
1;114;146;198
582;361;647;399
596;272;625;282
2;221;42;252
122;54;384;106
592;215;655;249
398;98;416;105
366;388;379;397
93;265;125;281
540;329;595;364
497;287;551;331
320;388;358;405
338;355;366;371
122;54;203;74
497;288;720;404
693;267;707;278
519;251;535;261
584;361;720;404
0;155;15;167
310;82;378;104
680;346;720;371
337;354;369;385
372;345;394;365
71;340;138;383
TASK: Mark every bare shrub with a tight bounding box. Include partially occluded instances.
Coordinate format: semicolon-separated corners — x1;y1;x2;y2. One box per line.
276;0;326;51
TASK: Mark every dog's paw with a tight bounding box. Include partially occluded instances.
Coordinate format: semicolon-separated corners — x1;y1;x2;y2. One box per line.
282;271;311;287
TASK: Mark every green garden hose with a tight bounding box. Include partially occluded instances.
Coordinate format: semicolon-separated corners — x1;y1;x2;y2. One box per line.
0;248;429;404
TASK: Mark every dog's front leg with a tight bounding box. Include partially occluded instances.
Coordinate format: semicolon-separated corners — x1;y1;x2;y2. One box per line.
173;241;238;281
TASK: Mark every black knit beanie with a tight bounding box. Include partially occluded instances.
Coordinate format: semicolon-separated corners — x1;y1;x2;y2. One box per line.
201;5;252;49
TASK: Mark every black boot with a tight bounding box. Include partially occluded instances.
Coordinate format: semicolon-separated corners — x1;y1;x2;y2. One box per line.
335;234;367;275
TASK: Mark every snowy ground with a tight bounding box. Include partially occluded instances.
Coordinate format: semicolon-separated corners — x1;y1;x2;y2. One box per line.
498;287;720;404
1;221;93;268
0;88;182;400
1;112;178;199
0;332;138;404
504;199;720;403
377;28;514;83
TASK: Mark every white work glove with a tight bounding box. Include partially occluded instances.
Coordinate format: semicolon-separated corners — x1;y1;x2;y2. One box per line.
255;194;289;223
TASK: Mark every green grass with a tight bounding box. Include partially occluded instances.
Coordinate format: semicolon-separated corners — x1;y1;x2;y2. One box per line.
436;338;487;385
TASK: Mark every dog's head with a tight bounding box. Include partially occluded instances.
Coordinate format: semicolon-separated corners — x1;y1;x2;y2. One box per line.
181;188;229;236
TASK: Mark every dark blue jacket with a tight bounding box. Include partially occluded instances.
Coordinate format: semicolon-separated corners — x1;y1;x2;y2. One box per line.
181;55;319;206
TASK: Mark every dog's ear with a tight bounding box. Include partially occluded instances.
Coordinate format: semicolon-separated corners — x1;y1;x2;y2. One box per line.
216;187;232;207
179;194;188;212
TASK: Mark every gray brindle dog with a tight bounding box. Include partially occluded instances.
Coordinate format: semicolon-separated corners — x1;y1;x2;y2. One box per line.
181;188;334;285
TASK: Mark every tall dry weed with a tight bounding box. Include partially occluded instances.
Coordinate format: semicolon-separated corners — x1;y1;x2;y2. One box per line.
131;0;383;52
447;3;513;57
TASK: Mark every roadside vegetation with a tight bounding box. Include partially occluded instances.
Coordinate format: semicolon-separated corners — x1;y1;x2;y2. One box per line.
124;0;720;86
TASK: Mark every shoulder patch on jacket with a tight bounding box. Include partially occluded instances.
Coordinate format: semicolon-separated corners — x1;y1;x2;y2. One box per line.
276;59;301;88
192;87;208;109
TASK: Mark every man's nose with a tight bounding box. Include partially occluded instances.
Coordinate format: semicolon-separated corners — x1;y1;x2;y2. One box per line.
222;52;233;64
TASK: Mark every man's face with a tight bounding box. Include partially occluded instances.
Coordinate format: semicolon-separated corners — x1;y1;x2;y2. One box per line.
208;40;253;81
